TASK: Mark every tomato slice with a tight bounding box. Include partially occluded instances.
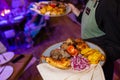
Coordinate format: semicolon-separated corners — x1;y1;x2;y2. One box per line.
67;45;78;56
50;3;56;8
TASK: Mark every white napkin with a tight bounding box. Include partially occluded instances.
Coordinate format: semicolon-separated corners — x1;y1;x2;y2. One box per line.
37;63;105;80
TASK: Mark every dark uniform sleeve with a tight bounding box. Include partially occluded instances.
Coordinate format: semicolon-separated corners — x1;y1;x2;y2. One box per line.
76;12;83;23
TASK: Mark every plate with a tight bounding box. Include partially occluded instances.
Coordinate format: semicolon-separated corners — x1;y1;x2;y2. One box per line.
30;1;71;17
0;52;14;65
41;41;105;66
0;65;13;80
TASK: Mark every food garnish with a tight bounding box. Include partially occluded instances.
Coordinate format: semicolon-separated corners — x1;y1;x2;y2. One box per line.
71;54;90;71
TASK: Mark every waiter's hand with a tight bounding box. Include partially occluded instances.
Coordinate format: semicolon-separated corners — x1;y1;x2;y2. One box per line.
68;3;81;17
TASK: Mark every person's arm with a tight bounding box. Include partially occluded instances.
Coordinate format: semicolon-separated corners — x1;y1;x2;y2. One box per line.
68;3;80;17
68;3;84;22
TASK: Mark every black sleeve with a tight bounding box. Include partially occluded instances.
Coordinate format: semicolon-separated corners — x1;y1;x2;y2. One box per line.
76;11;83;23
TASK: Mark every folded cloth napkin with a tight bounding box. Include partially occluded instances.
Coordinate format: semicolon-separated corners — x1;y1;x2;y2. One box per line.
37;63;105;80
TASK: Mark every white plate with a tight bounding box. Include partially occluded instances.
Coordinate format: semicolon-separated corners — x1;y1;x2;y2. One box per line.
0;65;13;80
41;41;105;66
0;52;14;65
30;1;71;17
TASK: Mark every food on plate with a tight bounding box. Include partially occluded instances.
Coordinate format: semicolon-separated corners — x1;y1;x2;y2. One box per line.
41;56;71;69
66;45;78;56
81;48;95;56
38;1;67;16
60;38;105;64
81;48;105;64
50;48;71;60
60;38;74;50
71;54;90;71
63;38;75;45
75;42;89;51
41;38;105;70
60;38;89;52
74;38;89;51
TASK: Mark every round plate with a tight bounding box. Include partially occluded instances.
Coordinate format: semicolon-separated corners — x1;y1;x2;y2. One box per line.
0;52;14;65
30;1;71;17
0;66;13;80
41;41;105;66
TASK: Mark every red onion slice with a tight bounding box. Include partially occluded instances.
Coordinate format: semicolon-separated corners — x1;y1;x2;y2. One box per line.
71;54;90;71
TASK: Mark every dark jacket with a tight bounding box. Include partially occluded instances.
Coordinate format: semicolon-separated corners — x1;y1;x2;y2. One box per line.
96;0;120;61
